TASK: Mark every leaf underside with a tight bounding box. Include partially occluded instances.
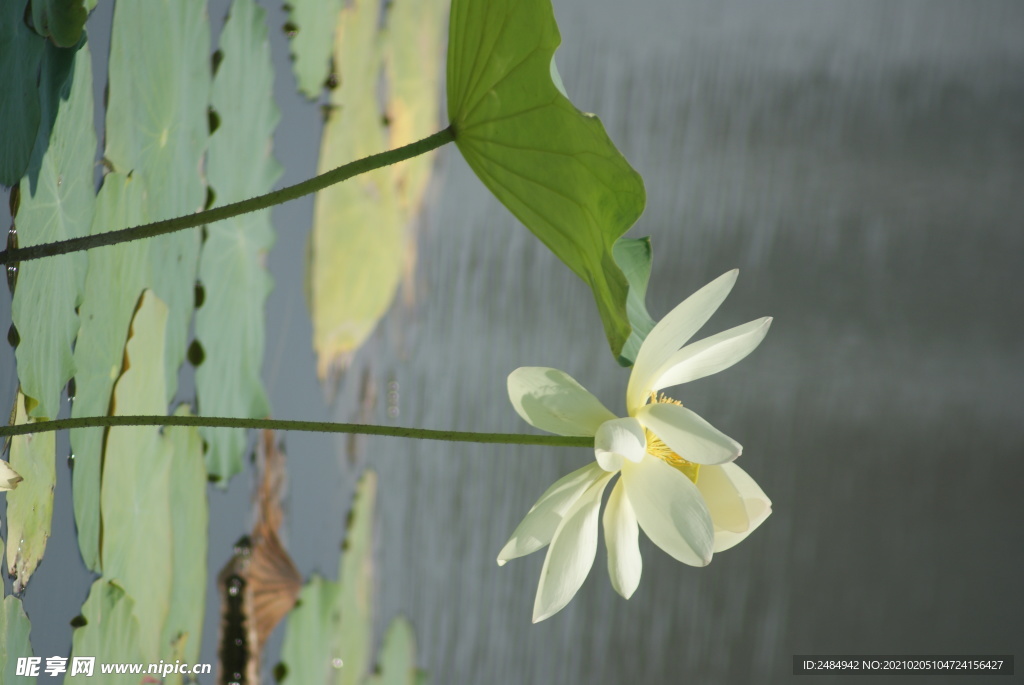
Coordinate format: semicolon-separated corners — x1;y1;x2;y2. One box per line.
447;0;646;360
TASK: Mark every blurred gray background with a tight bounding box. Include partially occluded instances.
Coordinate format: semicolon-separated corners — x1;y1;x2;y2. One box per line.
3;0;1022;683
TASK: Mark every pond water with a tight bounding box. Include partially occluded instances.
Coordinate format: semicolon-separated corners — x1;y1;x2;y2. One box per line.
3;0;1023;682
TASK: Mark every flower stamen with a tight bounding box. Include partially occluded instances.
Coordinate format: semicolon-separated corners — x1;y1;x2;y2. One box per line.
645;392;700;483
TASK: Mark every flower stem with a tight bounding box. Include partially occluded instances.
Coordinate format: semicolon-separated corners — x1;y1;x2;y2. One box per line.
0;414;593;448
0;126;456;264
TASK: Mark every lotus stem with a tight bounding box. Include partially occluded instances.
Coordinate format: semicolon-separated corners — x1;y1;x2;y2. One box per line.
0;126;456;264
0;414;592;448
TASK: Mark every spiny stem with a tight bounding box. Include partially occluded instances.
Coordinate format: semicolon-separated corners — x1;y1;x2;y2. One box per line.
0;126;456;264
0;414;593;448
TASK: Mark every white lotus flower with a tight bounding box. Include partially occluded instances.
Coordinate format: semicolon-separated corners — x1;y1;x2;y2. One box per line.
0;459;22;491
499;270;773;622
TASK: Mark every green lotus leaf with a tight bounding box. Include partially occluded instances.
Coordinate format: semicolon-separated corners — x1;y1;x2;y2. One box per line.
336;469;377;685
100;289;173;662
1;594;35;684
0;0;44;186
160;405;207;665
12;41;95;420
198;0;281;482
29;0;88;47
279;470;378;684
105;0;210;399
286;0;341;98
307;0;403;379
447;0;645;359
66;580;145;683
278;574;343;683
612;236;657;366
27;38;81;185
70;171;150;572
163;633;189;685
366;616;428;685
0;26;81;188
5;391;56;594
1;506;35;685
